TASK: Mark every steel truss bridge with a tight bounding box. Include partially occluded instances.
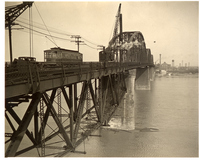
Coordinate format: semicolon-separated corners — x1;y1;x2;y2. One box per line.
5;2;155;157
5;60;154;157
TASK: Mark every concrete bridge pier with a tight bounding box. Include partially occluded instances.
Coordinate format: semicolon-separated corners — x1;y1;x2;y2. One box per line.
135;66;154;90
149;67;155;81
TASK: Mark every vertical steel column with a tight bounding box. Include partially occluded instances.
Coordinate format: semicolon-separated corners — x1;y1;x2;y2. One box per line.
74;82;88;140
42;92;73;148
34;105;38;144
37;89;56;142
74;84;78;120
101;76;109;124
39;98;45;157
98;78;103;123
69;85;74;143
95;79;97;98
57;88;62;123
5;92;42;157
88;80;100;121
86;84;90;119
109;75;117;105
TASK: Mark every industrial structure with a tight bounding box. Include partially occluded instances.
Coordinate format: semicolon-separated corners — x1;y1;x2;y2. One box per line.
5;2;155;157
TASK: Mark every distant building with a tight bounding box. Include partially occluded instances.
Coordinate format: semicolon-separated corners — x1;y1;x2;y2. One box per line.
160;62;171;71
44;47;83;62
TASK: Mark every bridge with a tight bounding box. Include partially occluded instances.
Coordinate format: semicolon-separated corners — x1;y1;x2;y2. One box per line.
5;2;155;157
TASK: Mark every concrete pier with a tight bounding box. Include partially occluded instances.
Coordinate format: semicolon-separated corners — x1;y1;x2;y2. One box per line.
135;67;151;90
149;67;155;81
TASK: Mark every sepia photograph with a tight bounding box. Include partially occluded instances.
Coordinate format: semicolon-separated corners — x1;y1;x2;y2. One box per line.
4;1;198;158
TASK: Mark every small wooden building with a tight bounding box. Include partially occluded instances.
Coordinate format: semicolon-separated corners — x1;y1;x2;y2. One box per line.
44;47;83;62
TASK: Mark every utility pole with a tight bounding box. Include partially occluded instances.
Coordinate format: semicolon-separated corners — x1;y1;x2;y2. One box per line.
71;35;84;53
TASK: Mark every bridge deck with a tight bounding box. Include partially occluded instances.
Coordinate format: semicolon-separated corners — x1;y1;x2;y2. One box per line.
5;61;153;99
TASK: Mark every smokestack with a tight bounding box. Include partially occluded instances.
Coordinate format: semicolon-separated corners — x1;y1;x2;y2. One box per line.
159;54;161;65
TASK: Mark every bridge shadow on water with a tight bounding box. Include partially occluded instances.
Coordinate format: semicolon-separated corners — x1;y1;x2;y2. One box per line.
66;74;198;157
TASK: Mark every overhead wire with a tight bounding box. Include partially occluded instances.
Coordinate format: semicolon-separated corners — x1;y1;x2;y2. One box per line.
16;19;72;37
34;2;59;48
13;3;102;51
19;24;72;41
29;6;33;57
17;19;99;50
19;23;99;50
17;16;73;36
16;16;101;48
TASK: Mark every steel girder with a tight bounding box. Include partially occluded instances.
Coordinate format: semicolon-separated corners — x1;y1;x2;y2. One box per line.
5;72;128;157
5;62;154;99
5;92;42;157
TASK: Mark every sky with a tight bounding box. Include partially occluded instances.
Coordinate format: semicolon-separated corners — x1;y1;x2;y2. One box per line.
4;1;199;66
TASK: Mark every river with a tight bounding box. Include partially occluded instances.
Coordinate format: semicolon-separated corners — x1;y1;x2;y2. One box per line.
5;73;199;157
66;73;199;157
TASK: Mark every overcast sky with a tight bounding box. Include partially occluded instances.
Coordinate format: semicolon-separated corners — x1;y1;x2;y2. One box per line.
4;1;199;66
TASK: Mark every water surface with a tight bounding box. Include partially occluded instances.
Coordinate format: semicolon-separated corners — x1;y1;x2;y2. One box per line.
66;74;198;157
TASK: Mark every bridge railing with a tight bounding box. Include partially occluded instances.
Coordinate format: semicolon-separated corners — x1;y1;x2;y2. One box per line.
6;61;154;86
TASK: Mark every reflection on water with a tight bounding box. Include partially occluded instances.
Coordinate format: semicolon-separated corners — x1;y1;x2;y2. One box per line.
67;74;198;157
108;74;135;130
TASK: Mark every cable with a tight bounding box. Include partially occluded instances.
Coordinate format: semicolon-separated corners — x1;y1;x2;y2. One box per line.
34;3;59;48
19;24;99;51
84;43;98;50
16;17;101;48
29;7;33;57
31;7;34;56
17;17;73;36
16;19;72;37
18;24;71;41
82;37;99;46
16;19;102;50
45;36;58;47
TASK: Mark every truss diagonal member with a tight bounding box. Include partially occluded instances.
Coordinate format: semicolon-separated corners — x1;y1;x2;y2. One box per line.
5;92;42;157
73;81;88;141
38;89;57;143
5;112;16;133
5;107;36;145
88;80;100;121
61;86;70;108
42;92;74;149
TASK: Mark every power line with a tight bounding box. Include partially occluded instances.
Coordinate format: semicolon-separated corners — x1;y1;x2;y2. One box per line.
16;19;72;37
34;3;58;48
84;43;98;50
16;17;100;47
17;16;73;36
82;37;99;46
18;24;71;41
18;23;99;51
